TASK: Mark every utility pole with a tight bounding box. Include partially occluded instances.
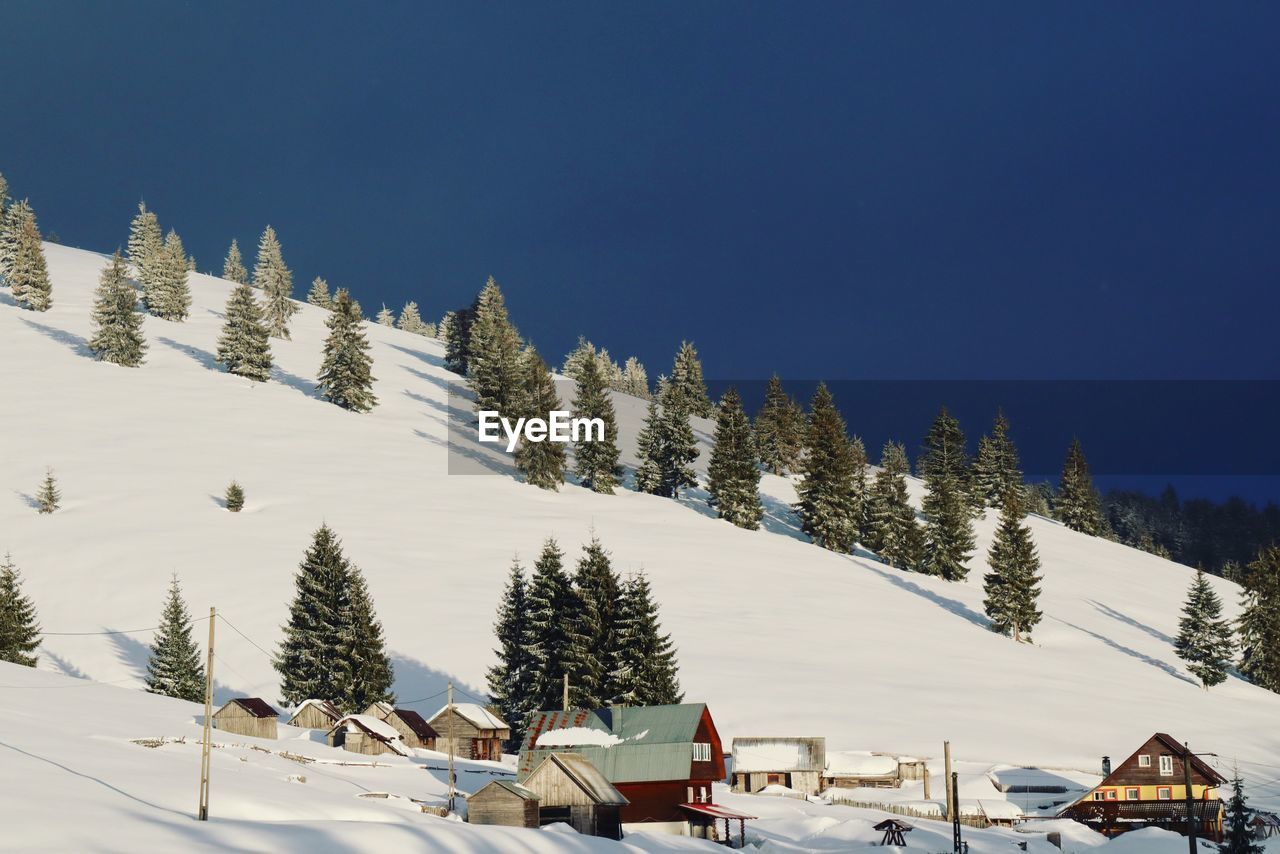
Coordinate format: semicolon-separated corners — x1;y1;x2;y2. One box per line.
951;771;962;854
446;682;455;813
563;673;569;711
943;741;954;823
923;762;931;801
197;607;215;821
1183;743;1196;854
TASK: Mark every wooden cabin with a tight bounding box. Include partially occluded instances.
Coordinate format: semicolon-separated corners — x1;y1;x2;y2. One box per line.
427;703;509;761
519;704;755;844
1251;812;1280;839
326;714;409;757
524;752;628;840
823;751;902;789
212;697;279;739
730;737;825;795
467;780;540;829
365;704;438;750
287;699;342;730
1058;733;1226;840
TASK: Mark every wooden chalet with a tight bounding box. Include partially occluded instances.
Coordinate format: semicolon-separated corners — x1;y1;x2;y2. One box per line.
730;737;826;795
823;751;903;789
212;697;279;739
523;752;629;839
287;699;342;730
467;780;540;829
365;703;438;750
1250;812;1280;839
326;714;409;757
1058;733;1226;840
519;703;755;845
427;703;508;762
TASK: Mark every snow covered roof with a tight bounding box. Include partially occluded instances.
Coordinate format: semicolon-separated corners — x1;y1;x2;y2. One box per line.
428;703;508;732
529;753;628;805
289;699;341;722
731;737;825;773
336;714;404;745
825;751;898;777
535;726;623;748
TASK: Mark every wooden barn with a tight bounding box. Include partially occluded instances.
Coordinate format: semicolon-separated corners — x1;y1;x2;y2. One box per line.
523;752;628;839
428;703;509;761
326;714;409;757
365;704;437;750
287;699;341;730
467;780;540;829
212;698;279;739
519;703;755;845
730;737;825;795
823;751;903;789
1058;733;1226;840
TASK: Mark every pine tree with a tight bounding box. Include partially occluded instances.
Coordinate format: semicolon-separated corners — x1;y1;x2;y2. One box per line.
253;225;297;339
0;172;8;211
486;560;537;749
216;283;273;381
436;311;453;341
573;537;622;705
919;407;971;500
972;410;1023;509
222;238;248;284
868;441;923;569
342;566;395;713
1238;546;1280;692
144;575;206;702
572;352;622;494
755;375;804;475
89;251;146;367
849;435;870;543
0;553;40;667
920;409;976;579
145;230;191;321
1057;438;1104;534
1219;774;1264;854
397;300;425;334
466;277;524;416
307;277;333;309
984;497;1043;641
634;382;699;499
375;304;396;326
276;524;356;710
707;387;763;529
0;200;20;285
127;202;162;283
668;341;714;418
36;468;60;514
795;383;859;552
1173;569;1234;688
318;289;377;412
620;356;651;399
444;301;477;375
514;350;567;490
526;539;590;709
10;206;52;311
614;571;682;705
225;480;245;511
561;337;598;383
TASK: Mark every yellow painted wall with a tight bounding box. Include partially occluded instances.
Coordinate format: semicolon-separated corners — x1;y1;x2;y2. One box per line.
1090;784;1220;801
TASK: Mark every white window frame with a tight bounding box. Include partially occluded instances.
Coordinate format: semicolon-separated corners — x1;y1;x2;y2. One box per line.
1159;755;1174;776
1157;787;1172;800
1138;755;1151;768
692;742;711;762
1126;787;1140;800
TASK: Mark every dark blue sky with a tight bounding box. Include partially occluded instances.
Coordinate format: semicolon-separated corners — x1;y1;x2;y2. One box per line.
3;3;1277;497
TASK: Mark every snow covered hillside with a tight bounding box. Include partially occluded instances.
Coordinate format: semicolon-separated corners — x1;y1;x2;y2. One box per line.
3;243;1278;809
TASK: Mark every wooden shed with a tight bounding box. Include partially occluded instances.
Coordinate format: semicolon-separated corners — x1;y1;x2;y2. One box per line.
367;704;438;750
212;697;279;740
428;703;509;761
287;699;342;730
730;737;825;795
524;752;629;840
327;714;409;757
467;779;540;829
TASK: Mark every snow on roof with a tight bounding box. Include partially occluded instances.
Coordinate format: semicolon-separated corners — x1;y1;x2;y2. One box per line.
536;726;623;748
825;751;898;777
290;699;341;721
429;703;508;731
223;697;279;719
340;714;403;743
732;738;825;773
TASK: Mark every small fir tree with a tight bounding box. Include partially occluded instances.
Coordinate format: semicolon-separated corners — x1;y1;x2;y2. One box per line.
1175;569;1234;688
1219;774;1264;854
253;225;297;339
1238;546;1280;692
10;207;52;311
754;374;804;475
794;383;859;552
668;341;714;418
397;300;425;334
620;356;650;398
983;497;1043;641
222;238;248;284
144;575;206;702
89;251;146;367
0;553;41;667
318;289;378;412
572;352;622;494
375;304;396;326
614;571;682;705
972;410;1023;509
868;441;923;569
466;277;524;417
514;350;567;490
561;337;598;383
1057;438;1104;534
486;560;537;750
216;283;273;381
224;480;245;512
307;277;333;309
36;468;60;514
706;387;763;529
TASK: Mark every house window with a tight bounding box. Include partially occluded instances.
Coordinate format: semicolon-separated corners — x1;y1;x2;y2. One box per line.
1159;755;1174;776
767;773;784;786
1092;790;1118;801
1138;755;1151;768
1157;787;1172;800
692;743;711;762
1126;788;1140;800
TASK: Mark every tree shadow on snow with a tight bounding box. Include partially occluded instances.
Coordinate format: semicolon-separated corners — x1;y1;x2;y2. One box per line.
402;363;456;395
1051;617;1198;686
155;336;217;370
386;341;445;370
109;630;244;706
401;389;449;427
14;490;40;510
41;650;91;680
18;317;93;357
862;562;991;630
1087;600;1177;646
389;655;488;713
270;365;318;398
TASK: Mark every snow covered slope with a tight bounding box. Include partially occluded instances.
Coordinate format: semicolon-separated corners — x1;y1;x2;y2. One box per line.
3;243;1278;806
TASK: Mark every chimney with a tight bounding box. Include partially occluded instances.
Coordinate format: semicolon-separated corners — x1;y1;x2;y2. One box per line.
1102;756;1112;776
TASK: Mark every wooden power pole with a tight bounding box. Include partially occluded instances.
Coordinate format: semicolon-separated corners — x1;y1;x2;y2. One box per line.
943;741;954;823
446;682;455;813
197;607;215;821
923;762;931;801
951;771;962;854
563;673;569;711
1183;743;1197;854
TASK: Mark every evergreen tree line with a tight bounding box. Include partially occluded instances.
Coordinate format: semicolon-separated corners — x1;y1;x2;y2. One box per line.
562;337;652;400
486;535;682;749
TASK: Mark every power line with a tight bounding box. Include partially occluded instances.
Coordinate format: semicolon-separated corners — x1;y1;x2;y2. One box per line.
42;616;211;637
215;614;274;661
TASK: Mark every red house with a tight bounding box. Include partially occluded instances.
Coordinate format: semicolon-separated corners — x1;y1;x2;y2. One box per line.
518;703;754;844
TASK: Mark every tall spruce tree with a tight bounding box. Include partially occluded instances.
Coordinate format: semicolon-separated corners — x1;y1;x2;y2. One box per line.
614;571;682;705
127;202;162;282
514;349;567;490
919;407;972;501
755;375;805;475
397;300;425;334
668;341;714;418
318;288;377;412
89;251;146;367
526;539;590;709
920;408;976;580
849;435;870;543
1238;546;1280;692
144;575;206;702
9;206;52;311
443;301;477;375
707;387;763;528
0;553;40;667
467;277;524;416
486;560;537;749
216;283;273;381
342;566;395;712
795;383;859;552
1174;569;1234;688
1219;774;1264;854
222;238;248;284
1057;438;1104;534
276;524;356;709
573;537;623;705
151;230;192;321
307;277;333;309
253;225;297;339
634;382;699;499
868;441;923;569
972;410;1023;509
572;352;622;494
983;497;1043;641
